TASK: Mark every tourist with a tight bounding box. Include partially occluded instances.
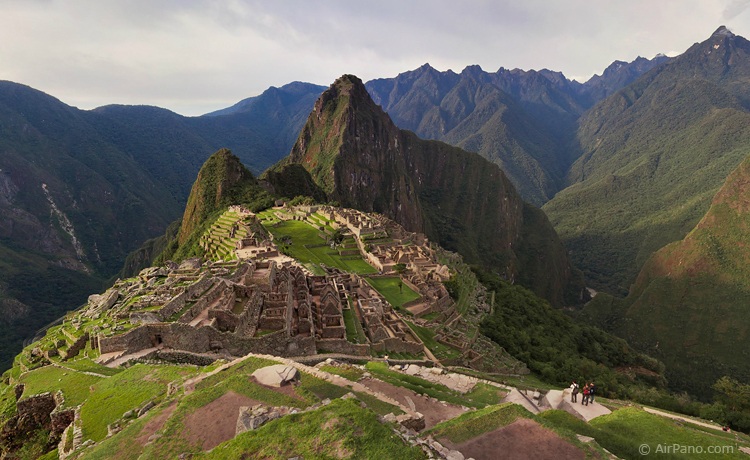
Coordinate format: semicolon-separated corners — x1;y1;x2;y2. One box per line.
582;384;590;406
589;382;596;404
570;380;579;402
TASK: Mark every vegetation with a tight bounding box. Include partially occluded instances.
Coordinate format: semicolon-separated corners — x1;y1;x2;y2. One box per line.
427;402;531;443
196;398;426;460
364;276;420;308
581;156;750;400
258;214;376;275
364;362;504;408
282;74;585;307
476;268;665;396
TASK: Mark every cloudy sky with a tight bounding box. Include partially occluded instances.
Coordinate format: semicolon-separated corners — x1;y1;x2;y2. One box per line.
2;0;750;116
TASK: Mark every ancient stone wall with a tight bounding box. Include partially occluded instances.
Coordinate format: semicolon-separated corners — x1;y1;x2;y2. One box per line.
156;291;187;321
315;339;370;356
98;326;152;354
209;309;239;332
235;291;262;336
372;338;424;355
187;274;214;298
62;333;89;361
102;323;315;358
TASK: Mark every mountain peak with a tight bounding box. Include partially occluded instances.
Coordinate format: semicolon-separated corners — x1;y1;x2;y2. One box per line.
712;25;735;38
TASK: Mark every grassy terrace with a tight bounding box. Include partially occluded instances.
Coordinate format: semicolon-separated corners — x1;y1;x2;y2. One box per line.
258;215;376;275
404;320;461;360
364;276;420;308
342;308;367;344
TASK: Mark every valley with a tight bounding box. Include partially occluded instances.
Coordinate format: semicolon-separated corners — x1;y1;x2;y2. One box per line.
3;19;750;460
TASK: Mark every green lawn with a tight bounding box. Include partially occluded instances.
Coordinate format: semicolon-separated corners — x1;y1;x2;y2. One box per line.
365;277;420;308
80;364;196;442
262;220;376;275
20;365;103;408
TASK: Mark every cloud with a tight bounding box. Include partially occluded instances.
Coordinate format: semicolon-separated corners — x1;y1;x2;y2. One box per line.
0;0;742;115
724;0;750;20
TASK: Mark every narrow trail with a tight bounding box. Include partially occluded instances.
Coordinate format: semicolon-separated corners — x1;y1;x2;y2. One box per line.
643;406;724;431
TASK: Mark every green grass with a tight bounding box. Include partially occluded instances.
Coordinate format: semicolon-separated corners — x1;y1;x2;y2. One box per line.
365;277;420;308
195;398;426;459
81;402;169;460
537;406;750;460
364;362;499;408
262;219;376;274
589;407;748;459
19;365;103;407
353;391;405;416
342;308;367;344
63;358;123;376
80;364;195;442
404;320;461;360
319;365;364;382
427;402;531;443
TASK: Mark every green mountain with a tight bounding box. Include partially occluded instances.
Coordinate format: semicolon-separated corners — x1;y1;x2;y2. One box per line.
365;58;667;205
157;149;274;263
0;81;322;372
0;82;180;371
543;26;750;294
272;74;586;306
584;155;750;397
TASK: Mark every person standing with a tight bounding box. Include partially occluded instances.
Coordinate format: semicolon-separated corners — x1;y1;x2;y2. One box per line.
582;384;590;406
589;382;596;404
570;381;579;402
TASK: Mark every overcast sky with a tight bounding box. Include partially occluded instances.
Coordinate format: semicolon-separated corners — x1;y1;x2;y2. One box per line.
2;0;750;116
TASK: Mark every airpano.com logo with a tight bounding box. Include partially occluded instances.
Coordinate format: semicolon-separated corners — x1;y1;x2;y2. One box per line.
639;443;735;456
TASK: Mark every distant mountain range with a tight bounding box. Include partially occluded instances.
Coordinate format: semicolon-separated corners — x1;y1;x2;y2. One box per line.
2;25;750;404
0;81;323;369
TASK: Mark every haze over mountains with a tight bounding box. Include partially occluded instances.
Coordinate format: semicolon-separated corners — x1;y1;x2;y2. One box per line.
1;25;750;408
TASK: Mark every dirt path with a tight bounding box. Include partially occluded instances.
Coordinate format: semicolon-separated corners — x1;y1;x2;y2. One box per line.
359;377;466;429
441;418;585;460
643;406;724;431
136;400;178;446
184;391;262;450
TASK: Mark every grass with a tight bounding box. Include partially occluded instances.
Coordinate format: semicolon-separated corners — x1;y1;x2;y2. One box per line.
142;359;353;458
365;276;420;308
342;308;367;343
81;402;167;460
63;358;123;376
536;406;750;460
353;391;405;416
261;219;376;275
404;320;461;360
364;362;501;408
319;364;365;382
79;364;195;442
427;402;530;443
195;398;426;460
19;365;103;408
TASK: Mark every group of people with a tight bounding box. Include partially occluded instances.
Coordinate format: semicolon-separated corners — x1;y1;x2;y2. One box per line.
569;381;596;406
